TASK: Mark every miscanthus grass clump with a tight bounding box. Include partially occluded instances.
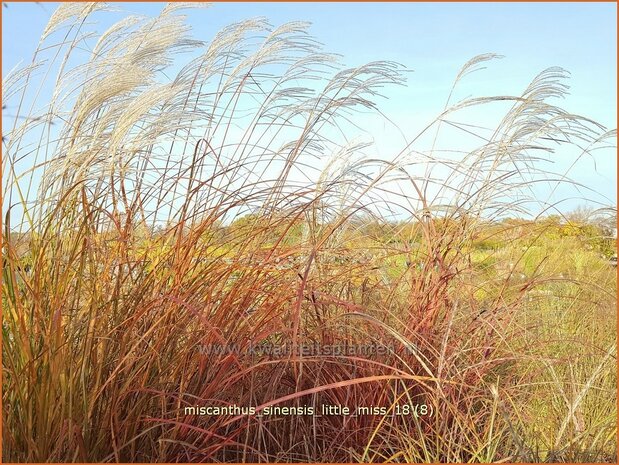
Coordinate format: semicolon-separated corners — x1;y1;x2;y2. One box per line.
2;3;616;462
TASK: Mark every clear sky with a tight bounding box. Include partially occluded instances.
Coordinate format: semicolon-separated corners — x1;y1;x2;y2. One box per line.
2;2;617;217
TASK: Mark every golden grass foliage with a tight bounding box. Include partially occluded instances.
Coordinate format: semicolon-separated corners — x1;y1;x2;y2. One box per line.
2;4;617;462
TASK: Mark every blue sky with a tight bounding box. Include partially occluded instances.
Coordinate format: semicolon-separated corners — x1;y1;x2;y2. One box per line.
2;2;617;217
